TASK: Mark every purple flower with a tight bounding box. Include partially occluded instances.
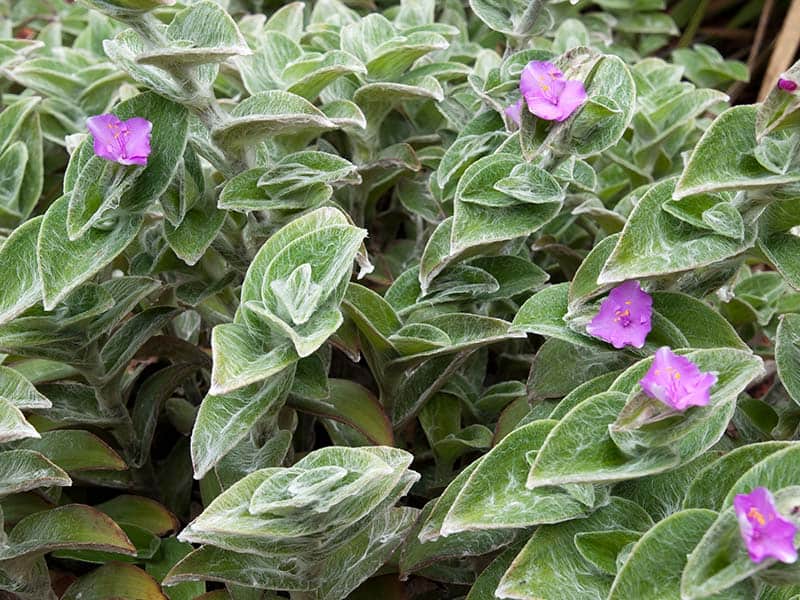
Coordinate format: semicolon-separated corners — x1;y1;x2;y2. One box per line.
505;99;523;126
86;113;152;166
778;77;798;92
586;280;652;349
638;347;717;411
518;60;587;122
734;487;798;564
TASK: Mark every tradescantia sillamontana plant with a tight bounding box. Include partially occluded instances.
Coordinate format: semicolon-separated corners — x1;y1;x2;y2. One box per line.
1;0;800;597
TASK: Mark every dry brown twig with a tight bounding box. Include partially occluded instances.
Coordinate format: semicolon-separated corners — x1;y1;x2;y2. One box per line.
759;0;800;99
748;0;774;69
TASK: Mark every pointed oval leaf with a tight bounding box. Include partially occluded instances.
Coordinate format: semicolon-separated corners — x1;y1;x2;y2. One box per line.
496;497;653;600
758;200;800;290
399;500;514;580
610;509;753;600
209;323;298;395
0;216;42;324
285;51;367;99
512;282;603;348
212;91;336;149
0;365;50;410
684;442;793;510
652;291;747;350
0;396;39;443
451;152;562;254
96;495;179;536
136;0;250;71
0;140;27;216
776;314;800;407
723;445;800;507
37;196;143;310
527;391;680;489
0;97;42;224
17;430;126;472
62;563;167;600
0;449;71;495
1;504;135;560
192;366;296;479
599;179;756;284
290;378;394;446
164;544;313;591
443;419;592;534
675;105;800;199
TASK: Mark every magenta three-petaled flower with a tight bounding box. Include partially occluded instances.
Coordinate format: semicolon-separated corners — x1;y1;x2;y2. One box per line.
506;60;587;125
734;487;798;564
86;114;153;166
638;347;717;411
586;280;652;349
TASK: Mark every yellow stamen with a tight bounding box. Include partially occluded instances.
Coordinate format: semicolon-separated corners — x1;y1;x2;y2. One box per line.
748;507;766;526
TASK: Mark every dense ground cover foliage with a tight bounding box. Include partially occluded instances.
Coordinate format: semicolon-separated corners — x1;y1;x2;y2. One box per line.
1;0;800;597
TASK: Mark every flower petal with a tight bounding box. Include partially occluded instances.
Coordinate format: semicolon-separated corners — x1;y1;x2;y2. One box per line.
521;60;565;104
121;117;153;164
624;324;649;349
586;294;625;346
523;96;564;121
734;487;798;564
585;319;623;348
520;61;559;97
778;77;798;92
505;99;522;125
771;543;798;564
87;114;124;163
519;62;540;100
639;347;716;410
586;280;652;349
555;79;587;121
765;519;799;563
661;350;699;378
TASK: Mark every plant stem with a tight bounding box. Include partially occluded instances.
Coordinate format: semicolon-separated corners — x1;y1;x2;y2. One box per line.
513;0;545;37
94;378;136;450
123;12;244;172
677;0;710;48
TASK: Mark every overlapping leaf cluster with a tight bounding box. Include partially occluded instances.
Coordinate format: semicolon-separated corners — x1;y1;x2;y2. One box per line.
1;0;800;598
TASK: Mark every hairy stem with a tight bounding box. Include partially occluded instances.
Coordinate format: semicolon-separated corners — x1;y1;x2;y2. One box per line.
123;12;245;173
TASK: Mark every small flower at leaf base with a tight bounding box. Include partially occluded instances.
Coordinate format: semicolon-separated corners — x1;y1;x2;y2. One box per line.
639;347;717;411
778;77;798;92
519;60;587;122
734;487;798;564
586;280;652;349
505;99;523;126
86;113;152;166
